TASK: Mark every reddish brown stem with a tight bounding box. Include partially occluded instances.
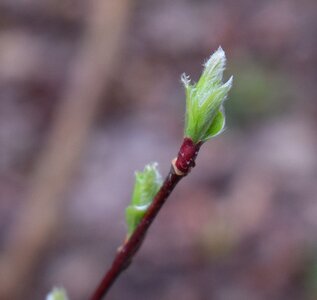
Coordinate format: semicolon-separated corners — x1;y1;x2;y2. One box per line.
89;138;202;300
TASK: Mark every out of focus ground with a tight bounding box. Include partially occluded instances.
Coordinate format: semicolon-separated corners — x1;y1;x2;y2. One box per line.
0;1;317;299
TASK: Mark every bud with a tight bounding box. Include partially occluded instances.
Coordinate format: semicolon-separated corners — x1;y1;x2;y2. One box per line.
125;163;162;236
46;288;69;300
182;47;233;143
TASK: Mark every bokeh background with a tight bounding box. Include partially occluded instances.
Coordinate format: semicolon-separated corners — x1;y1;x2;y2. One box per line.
0;0;316;299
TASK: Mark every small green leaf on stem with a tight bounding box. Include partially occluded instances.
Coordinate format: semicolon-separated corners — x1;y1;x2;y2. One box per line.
46;288;69;300
125;162;162;236
182;47;233;143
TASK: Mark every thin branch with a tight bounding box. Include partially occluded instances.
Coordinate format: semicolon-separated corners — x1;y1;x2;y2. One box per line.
90;138;202;300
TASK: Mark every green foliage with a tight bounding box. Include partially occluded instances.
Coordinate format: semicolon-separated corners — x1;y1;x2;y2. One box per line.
46;288;69;300
125;162;162;236
182;47;233;143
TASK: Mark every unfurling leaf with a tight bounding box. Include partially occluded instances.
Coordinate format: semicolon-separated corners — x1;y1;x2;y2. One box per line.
125;162;162;236
182;47;233;143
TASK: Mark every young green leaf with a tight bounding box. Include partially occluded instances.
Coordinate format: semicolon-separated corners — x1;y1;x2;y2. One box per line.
46;288;69;300
125;162;162;237
182;47;233;143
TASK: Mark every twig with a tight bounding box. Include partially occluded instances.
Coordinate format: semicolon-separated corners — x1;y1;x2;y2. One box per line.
90;138;202;300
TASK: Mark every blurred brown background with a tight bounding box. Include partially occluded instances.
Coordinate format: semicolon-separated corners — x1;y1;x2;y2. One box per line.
0;0;316;299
